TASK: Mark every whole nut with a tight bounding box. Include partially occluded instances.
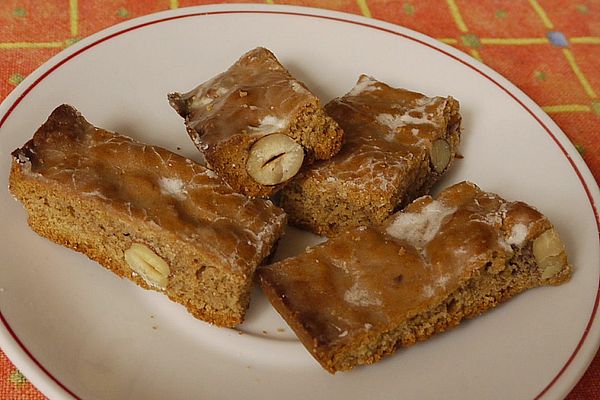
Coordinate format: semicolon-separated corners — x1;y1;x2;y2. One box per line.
431;139;451;173
124;243;170;290
246;133;304;185
532;228;567;279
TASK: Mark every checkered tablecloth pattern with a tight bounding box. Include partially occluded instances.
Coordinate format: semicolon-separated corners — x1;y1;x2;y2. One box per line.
1;1;598;399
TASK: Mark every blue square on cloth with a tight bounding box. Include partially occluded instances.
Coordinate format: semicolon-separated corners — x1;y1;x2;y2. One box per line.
547;31;569;47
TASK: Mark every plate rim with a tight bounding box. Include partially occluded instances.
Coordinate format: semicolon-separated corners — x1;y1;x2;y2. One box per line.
0;4;598;400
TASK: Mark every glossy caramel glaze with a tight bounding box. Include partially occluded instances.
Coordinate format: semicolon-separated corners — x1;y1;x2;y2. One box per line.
260;181;560;353
169;47;318;148
308;75;461;194
11;105;287;273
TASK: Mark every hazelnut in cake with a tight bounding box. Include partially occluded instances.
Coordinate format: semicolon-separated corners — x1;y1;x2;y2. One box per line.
9;104;287;327
168;47;344;198
259;181;571;372
280;75;462;236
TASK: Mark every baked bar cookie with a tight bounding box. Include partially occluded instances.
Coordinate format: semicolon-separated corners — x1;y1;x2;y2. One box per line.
280;75;462;236
168;47;344;198
259;181;571;373
9;105;287;327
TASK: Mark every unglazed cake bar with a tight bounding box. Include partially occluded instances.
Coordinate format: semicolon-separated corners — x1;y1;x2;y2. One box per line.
280;75;462;236
168;47;344;198
9;105;287;327
259;181;571;372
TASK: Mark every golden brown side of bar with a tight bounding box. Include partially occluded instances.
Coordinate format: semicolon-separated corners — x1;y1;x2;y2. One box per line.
259;181;571;372
280;75;462;236
10;104;287;327
169;47;344;197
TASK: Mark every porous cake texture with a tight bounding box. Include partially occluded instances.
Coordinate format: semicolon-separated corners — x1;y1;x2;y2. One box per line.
169;47;344;198
281;75;462;236
9;104;287;327
260;181;571;372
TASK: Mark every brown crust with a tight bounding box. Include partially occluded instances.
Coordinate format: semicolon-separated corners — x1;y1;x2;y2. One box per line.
259;181;572;372
168;47;344;198
9;105;287;327
280;76;462;236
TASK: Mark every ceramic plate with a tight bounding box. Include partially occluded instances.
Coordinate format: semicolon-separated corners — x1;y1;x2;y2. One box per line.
1;5;598;400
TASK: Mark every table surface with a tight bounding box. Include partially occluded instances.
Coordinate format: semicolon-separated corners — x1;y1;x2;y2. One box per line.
0;1;599;399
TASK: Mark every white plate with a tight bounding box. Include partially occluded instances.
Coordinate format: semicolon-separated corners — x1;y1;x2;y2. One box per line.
1;4;599;400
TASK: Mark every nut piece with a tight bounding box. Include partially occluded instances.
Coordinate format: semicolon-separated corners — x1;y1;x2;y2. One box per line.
246;133;304;185
431;139;452;173
532;228;567;279
124;243;170;290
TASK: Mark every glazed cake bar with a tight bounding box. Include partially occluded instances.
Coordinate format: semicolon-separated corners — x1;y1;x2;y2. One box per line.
280;75;462;236
9;105;287;327
259;181;571;372
169;47;344;198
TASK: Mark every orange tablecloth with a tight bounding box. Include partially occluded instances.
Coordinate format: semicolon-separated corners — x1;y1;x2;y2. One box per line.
1;1;598;399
